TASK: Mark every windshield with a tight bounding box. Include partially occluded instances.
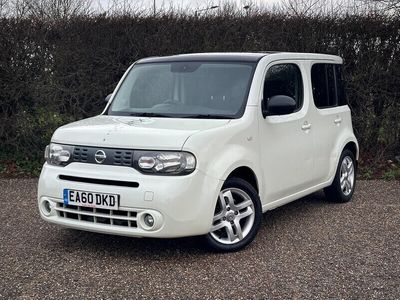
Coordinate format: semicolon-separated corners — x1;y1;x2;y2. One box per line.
107;61;255;118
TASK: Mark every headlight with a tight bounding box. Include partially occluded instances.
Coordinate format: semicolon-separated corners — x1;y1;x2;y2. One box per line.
134;151;196;175
44;143;73;166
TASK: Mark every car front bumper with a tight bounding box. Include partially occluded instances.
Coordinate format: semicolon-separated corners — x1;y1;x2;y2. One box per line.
38;162;223;238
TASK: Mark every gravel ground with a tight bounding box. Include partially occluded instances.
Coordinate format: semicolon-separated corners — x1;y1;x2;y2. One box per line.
0;179;399;299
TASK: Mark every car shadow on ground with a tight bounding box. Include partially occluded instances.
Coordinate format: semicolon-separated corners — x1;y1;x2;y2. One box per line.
52;190;336;257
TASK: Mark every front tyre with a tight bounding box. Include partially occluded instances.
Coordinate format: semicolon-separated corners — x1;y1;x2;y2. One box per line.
324;149;357;203
204;177;262;252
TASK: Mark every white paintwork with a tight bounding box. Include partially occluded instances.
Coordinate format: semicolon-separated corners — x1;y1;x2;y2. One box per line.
258;60;315;201
52;115;230;150
38;52;358;238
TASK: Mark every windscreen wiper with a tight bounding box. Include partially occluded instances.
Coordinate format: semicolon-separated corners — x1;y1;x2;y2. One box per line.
129;112;174;118
179;114;234;119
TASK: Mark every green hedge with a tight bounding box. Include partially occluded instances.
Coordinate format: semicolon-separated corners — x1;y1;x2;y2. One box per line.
0;13;399;176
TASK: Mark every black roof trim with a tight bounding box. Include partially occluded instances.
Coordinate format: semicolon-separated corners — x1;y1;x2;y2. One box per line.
137;53;270;64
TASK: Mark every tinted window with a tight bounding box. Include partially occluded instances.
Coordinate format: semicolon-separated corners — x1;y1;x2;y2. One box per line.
335;65;347;105
326;65;336;106
264;64;303;110
311;63;347;108
108;62;255;118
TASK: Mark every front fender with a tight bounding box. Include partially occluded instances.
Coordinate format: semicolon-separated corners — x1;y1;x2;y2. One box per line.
182;107;263;197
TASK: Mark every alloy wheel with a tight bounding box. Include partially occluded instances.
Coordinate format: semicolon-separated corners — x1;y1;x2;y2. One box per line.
340;156;355;196
210;188;255;244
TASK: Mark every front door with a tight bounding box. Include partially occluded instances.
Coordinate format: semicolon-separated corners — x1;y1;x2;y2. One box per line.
259;62;315;203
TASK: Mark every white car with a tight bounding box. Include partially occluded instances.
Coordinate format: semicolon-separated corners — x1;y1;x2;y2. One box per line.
38;52;358;252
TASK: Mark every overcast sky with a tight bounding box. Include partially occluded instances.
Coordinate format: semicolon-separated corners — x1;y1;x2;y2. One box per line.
93;0;376;17
95;0;282;12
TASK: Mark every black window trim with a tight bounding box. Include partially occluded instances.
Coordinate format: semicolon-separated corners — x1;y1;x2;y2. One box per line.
262;62;305;115
311;62;346;110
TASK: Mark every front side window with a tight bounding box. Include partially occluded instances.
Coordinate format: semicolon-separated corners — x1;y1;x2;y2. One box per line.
263;63;304;111
107;62;256;119
311;63;347;108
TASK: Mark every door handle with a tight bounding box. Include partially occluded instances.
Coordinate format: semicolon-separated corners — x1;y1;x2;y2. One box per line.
334;117;342;124
301;122;311;130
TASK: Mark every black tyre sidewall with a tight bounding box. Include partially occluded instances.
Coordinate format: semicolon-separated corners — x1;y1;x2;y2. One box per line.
204;177;262;252
328;149;357;202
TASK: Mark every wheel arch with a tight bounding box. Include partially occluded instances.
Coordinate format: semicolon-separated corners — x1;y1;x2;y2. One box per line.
328;137;359;185
225;166;259;193
343;141;359;161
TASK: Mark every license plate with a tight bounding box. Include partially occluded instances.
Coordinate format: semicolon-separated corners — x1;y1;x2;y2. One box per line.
63;189;119;210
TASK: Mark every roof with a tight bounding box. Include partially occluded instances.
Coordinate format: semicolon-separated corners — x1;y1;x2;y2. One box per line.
136;52;342;64
137;52;269;63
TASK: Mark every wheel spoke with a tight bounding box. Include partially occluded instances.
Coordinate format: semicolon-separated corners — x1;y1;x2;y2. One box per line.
213;211;225;222
218;192;228;211
233;219;244;240
223;190;235;207
346;160;353;173
348;165;354;176
345;179;352;191
232;199;252;211
225;223;236;242
211;221;227;232
238;207;253;220
341;163;347;174
341;178;346;190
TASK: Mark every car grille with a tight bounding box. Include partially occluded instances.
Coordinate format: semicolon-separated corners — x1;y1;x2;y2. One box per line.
73;147;89;162
55;203;138;228
72;146;134;167
113;150;134;166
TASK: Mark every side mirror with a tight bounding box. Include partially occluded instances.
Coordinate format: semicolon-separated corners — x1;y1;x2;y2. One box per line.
105;93;112;103
262;95;297;117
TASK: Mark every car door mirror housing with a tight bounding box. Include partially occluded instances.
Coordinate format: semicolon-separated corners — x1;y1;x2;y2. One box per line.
105;94;112;103
262;95;297;117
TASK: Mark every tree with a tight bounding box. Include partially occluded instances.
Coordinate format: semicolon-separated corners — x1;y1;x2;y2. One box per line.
359;0;400;13
281;0;326;16
9;0;92;19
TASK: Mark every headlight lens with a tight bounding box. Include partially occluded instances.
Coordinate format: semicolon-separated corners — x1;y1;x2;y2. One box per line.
45;143;73;166
135;151;196;175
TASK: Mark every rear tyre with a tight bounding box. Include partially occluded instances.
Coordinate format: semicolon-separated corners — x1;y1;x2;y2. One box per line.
204;177;262;252
324;149;356;203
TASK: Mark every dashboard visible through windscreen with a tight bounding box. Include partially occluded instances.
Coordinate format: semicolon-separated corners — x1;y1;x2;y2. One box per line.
107;61;256;119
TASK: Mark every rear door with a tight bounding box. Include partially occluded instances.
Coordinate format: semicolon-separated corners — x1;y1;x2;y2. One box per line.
310;63;350;182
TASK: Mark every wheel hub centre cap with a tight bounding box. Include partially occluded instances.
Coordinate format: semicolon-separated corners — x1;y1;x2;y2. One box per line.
226;212;235;222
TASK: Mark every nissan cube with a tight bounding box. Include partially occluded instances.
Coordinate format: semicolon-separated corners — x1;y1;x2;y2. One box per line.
38;52;359;251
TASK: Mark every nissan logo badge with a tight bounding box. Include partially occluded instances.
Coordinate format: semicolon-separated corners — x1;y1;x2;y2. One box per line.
94;150;106;164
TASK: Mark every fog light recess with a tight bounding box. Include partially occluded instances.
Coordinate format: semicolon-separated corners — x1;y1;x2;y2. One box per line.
144;213;154;228
40;199;52;216
139;211;163;231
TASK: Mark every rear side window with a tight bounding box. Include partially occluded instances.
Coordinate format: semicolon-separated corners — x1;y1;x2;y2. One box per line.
264;64;303;110
311;64;347;108
335;65;347;105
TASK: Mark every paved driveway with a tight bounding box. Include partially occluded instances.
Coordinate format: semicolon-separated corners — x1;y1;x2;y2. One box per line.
0;179;399;299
